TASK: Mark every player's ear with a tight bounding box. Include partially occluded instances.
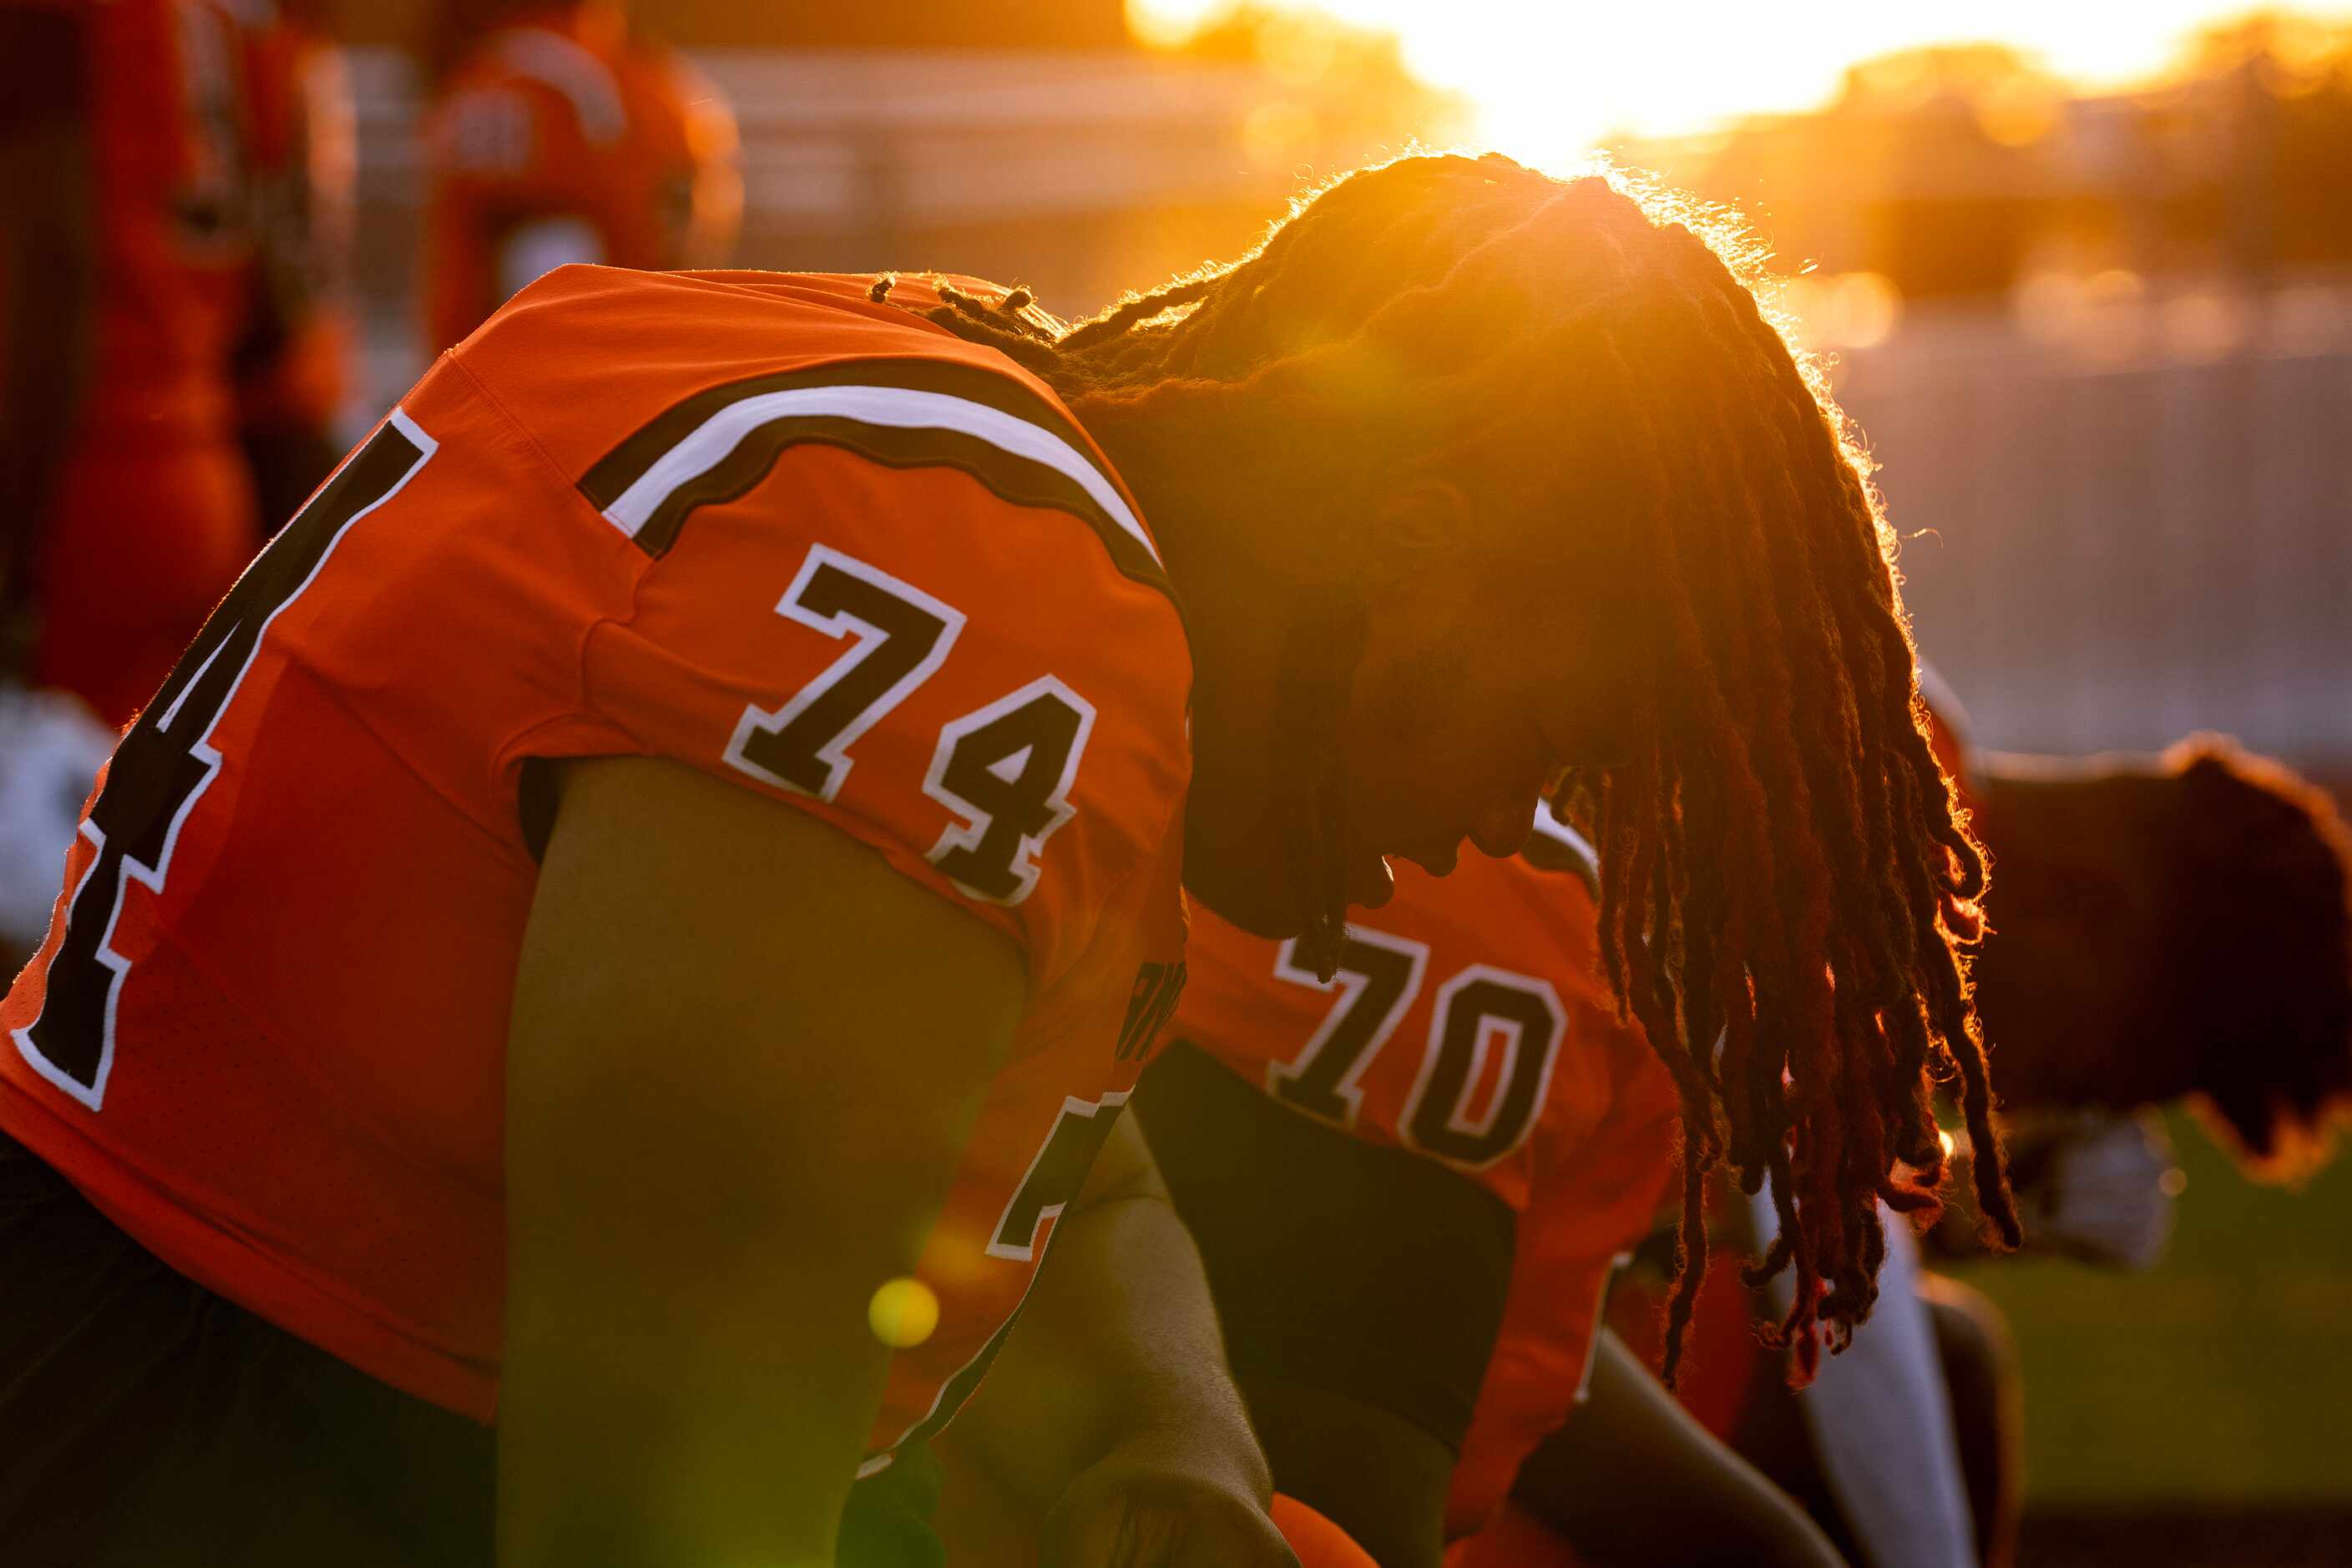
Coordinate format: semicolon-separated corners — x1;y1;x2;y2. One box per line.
1366;478;1472;578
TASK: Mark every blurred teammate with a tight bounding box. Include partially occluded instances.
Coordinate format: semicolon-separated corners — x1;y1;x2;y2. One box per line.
1;0;268;729
0;4;105;962
1;2;344;985
422;0;741;352
1;154;2001;1562
233;0;359;532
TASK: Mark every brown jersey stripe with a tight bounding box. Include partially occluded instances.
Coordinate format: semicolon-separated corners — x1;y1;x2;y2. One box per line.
578;357;1175;606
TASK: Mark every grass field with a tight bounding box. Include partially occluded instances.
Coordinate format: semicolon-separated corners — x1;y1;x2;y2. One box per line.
1943;1106;2352;1506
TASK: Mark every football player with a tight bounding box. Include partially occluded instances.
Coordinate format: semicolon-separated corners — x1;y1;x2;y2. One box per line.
0;154;2001;1563
421;0;742;352
1133;812;1848;1568
233;0;359;533
1;0;269;728
3;1;339;991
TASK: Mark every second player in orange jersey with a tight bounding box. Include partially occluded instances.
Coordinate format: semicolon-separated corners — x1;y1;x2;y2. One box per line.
231;0;359;532
1133;817;1672;1565
8;0;276;728
937;810;1839;1567
421;0;741;352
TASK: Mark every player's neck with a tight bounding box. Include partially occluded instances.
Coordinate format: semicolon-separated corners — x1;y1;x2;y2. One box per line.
1075;392;1329;617
1078;392;1325;795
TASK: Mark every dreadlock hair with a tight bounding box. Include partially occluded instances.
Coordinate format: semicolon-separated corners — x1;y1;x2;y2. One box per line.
878;151;2018;1382
2159;736;2352;1180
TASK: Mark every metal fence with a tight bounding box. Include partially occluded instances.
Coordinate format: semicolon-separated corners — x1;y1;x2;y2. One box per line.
1836;299;2352;771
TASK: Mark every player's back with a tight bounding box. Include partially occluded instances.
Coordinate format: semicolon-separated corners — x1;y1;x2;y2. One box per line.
68;0;253;448
0;266;1193;1463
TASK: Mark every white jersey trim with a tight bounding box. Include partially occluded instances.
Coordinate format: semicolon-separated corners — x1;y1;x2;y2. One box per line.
594;383;1162;572
1530;806;1600;867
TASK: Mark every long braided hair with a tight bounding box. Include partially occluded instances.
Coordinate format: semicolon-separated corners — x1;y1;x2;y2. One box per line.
878;152;2020;1381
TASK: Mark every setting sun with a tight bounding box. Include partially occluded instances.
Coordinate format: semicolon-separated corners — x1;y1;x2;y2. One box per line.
1133;0;2352;164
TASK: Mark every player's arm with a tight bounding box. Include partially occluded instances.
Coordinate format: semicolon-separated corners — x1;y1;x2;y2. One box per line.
499;753;1025;1565
1509;1331;1844;1568
951;1112;1297;1566
0;7;97;673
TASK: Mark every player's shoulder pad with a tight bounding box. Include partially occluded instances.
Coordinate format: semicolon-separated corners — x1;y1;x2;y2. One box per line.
531;285;1189;981
1520;808;1601;900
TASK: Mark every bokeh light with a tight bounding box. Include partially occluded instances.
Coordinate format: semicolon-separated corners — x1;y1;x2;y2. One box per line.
867;1277;940;1348
1778;271;1904;352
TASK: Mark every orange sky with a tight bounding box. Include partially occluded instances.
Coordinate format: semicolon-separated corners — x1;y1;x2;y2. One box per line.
1133;2;2352;168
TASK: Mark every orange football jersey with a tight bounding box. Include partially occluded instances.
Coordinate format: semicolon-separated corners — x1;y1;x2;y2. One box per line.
0;266;1191;1472
25;0;265;725
422;6;742;352
1170;815;1682;1535
231;5;356;441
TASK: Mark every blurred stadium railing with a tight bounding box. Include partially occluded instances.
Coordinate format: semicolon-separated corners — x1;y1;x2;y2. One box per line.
1837;295;2352;774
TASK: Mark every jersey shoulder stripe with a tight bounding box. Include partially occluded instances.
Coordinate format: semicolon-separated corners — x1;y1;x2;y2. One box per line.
1520;808;1601;899
578;356;1172;604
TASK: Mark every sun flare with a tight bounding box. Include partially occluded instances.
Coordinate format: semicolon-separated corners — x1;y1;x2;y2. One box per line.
1132;0;2352;167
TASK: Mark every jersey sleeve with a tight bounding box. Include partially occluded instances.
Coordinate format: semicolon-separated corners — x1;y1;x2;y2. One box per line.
575;438;1191;992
